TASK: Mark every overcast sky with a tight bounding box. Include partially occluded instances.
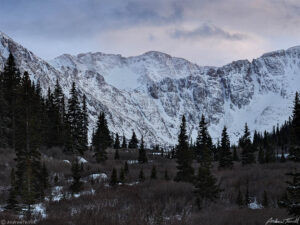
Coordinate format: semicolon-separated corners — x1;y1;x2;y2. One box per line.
0;0;299;66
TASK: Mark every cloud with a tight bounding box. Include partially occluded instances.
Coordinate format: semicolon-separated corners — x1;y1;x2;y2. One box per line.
171;23;248;41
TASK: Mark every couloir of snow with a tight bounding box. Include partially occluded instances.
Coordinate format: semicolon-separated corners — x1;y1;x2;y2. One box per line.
0;31;299;147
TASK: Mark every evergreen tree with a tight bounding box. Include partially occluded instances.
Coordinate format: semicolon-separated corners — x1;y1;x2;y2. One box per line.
258;147;265;164
93;112;111;163
195;115;212;167
174;116;194;183
164;170;170;181
245;180;250;206
138;168;145;182
121;135;127;149
114;149;120;160
218;126;233;169
78;94;88;154
232;146;239;161
114;133;120;149
262;190;268;208
280;170;300;216
128;131;138;149
65;82;82;154
5;168;18;211
290;92;300;161
193;165;221;209
70;159;83;194
119;168;125;183
150;165;157;179
39;162;49;200
110;168;118;186
1;53;21;148
240;124;255;165
236;188;244;207
280;151;286;163
124;161;129;174
138;136;147;163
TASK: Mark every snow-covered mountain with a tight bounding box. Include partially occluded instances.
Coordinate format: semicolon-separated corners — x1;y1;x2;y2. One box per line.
1;31;299;146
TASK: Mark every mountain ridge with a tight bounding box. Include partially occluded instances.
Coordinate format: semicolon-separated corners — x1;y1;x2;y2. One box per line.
0;31;299;146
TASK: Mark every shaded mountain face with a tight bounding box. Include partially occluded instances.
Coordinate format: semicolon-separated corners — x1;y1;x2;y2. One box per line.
1;31;299;147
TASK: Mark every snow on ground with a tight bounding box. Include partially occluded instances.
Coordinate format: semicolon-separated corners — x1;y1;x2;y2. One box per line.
32;203;47;218
63;160;71;164
77;157;88;164
127;160;139;164
248;198;263;209
89;173;108;180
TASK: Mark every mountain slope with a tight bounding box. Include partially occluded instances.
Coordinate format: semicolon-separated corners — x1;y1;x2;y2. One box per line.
1;31;299;146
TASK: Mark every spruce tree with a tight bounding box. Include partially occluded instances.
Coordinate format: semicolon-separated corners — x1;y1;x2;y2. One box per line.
150;165;157;179
262;190;268;208
93;112;111;163
245;180;250;206
240;124;255;165
110;168;118;186
218;126;233;169
174;116;194;183
78;94;89;154
40;162;49;200
290;92;300;161
280;170;300;216
121;135;127;149
138;136;147;163
258;147;265;164
5;168;18;211
1;53;21;149
70;159;83;194
128;131;138;149
232;146;239;161
114;149;120;160
193;165;221;209
119;168;125;183
280;151;286;163
164;169;170;181
139;168;145;182
124;161;129;174
236;188;244;207
114;133;120;149
65;82;82;154
195;115;212;167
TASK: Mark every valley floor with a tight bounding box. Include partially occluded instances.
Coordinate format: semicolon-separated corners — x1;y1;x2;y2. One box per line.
0;147;297;225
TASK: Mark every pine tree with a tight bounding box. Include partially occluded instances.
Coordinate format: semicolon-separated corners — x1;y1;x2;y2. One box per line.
262;190;268;208
110;168;118;186
1;53;21;149
70;159;83;194
280;170;300;216
65;82;82;154
121;135;127;149
195;115;212;167
240;124;255;165
258;147;265;164
290;92;300;161
245;180;250;206
174;116;194;183
236;188;244;207
232;146;239;161
139;168;145;182
128;131;138;149
218;126;233;169
39;162;49;200
78;94;88;154
114;149;120;160
193;165;221;209
150;165;157;179
138;136;147;163
164;170;170;181
119;168;125;183
93;112;111;163
5;168;18;211
124;161;129;174
114;133;120;149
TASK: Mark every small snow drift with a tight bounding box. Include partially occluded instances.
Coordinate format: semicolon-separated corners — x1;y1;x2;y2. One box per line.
77;156;88;164
89;173;108;181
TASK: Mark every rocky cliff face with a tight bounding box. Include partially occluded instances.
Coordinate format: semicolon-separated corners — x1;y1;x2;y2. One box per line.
1;31;299;147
